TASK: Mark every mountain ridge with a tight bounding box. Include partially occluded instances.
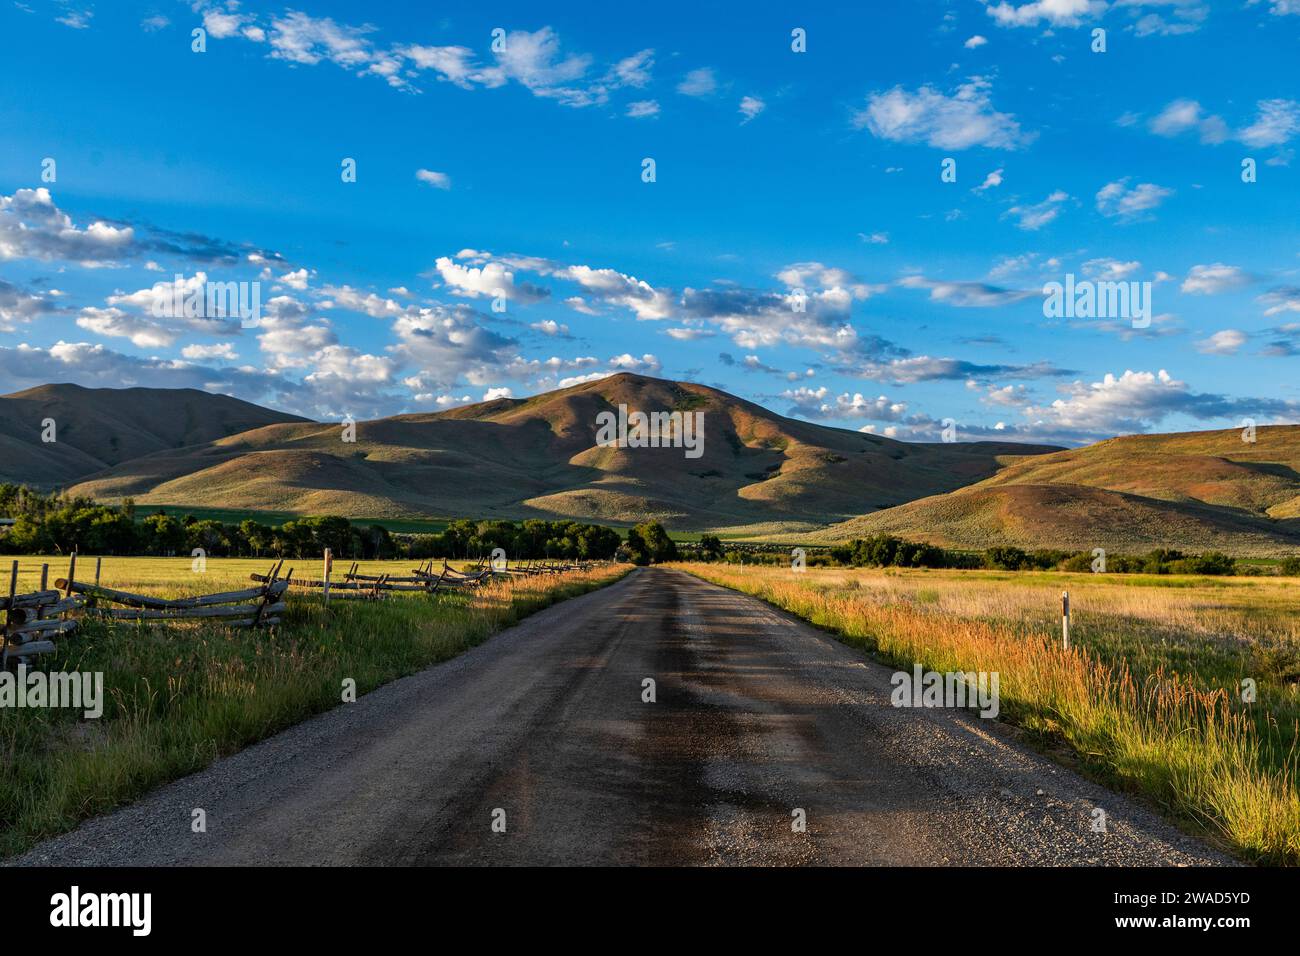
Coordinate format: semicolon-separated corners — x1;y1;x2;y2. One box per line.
5;375;1299;553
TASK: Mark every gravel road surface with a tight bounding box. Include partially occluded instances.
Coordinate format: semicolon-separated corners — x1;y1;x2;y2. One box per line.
12;568;1231;866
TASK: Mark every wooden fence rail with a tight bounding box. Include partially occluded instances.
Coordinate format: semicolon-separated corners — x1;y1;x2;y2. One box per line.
2;560;83;667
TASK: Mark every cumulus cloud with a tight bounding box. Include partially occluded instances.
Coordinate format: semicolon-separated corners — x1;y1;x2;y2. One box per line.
1180;263;1252;295
0;188;135;265
1258;287;1300;317
530;319;569;337
1024;368;1299;437
782;386;911;423
434;256;548;304
1196;329;1248;355
0;340;294;409
1148;98;1227;143
0;279;61;332
982;0;1106;28
853;77;1029;150
1095;179;1173;221
1082;258;1142;280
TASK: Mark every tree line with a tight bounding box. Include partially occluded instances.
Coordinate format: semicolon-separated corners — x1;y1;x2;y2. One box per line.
683;533;1243;576
0;484;628;561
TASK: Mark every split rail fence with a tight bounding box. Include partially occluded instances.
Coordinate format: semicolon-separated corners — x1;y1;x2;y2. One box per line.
3;549;609;668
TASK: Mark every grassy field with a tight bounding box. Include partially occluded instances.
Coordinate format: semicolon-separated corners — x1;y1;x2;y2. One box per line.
0;554;628;858
676;562;1300;865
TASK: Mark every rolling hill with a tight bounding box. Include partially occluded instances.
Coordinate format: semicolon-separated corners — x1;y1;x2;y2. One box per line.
0;383;309;487
815;426;1300;554
9;375;1300;553
54;373;1055;535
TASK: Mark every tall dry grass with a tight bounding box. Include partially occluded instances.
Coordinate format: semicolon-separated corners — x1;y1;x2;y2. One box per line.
680;563;1300;864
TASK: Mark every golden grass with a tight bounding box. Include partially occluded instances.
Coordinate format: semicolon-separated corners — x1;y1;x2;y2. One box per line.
676;563;1300;864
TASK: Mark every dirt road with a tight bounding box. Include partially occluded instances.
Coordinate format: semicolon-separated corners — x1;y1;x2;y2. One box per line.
13;568;1229;866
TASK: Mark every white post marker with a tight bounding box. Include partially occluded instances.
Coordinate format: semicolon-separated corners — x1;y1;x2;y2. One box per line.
1061;590;1070;650
323;548;333;606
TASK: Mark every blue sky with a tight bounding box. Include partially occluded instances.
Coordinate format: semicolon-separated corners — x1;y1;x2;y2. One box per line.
1;0;1298;445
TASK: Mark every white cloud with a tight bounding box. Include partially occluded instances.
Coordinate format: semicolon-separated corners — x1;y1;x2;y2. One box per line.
626;99;660;118
530;319;569;336
482;387;514;401
975;168;1004;192
75;306;178;349
203;10;249;40
782;386;911;422
853;77;1029;150
1238;99;1300;148
677;68;717;97
278;268;310;290
557;371;614;388
56;8;93;29
964;35;989;48
182;343;239;361
1005;190;1069;230
608;353;661;374
1181;263;1251;295
0;280;60;332
983;0;1106;28
664;327;714;341
607;49;653;88
775;262;882;300
1259;287;1300;316
1082;258;1142;280
1095;179;1173;221
415;169;452;189
1196;329;1247;355
1150;99;1200;136
739;96;765;123
434;256;546;304
1023;368;1295;437
0;188;136;265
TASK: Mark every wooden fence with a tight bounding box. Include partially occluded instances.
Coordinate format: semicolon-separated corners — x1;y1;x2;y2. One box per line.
3;551;609;668
2;560;83;666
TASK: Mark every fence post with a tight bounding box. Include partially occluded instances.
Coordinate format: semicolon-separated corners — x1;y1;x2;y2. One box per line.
37;564;49;621
323;548;332;606
1061;590;1070;650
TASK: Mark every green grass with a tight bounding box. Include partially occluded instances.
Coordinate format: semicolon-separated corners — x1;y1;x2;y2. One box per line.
0;555;627;857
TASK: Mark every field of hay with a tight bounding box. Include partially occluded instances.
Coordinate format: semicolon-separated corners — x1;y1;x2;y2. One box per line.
0;554;628;857
677;562;1300;865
